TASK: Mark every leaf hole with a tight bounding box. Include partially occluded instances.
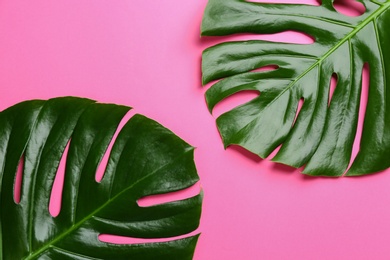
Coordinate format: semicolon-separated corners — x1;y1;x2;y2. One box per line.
293;98;304;126
328;73;338;106
269;98;303;161
213;90;260;118
253;30;315;44
345;63;369;174
49;140;70;217
95;109;137;183
247;0;320;5
250;64;279;73
13;154;25;204
137;182;201;207
99;232;199;245
201;30;314;49
333;0;365;17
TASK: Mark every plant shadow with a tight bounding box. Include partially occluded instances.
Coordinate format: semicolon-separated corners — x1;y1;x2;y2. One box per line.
228;145;264;164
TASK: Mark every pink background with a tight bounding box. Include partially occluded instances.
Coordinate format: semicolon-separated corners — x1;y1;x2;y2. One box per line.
1;0;390;259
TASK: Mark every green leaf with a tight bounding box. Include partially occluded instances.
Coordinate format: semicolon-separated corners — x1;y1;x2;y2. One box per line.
201;0;390;177
0;97;202;260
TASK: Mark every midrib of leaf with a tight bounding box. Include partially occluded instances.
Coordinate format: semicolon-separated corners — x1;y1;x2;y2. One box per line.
230;1;390;142
24;148;194;260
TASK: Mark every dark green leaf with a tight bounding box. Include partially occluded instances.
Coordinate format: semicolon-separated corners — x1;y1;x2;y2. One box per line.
201;0;390;176
0;97;202;260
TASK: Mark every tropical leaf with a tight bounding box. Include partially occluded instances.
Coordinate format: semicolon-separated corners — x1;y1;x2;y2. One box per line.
0;97;202;260
201;0;390;176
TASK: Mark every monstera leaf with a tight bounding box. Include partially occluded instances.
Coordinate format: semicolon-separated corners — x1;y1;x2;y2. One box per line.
201;0;390;176
0;97;202;259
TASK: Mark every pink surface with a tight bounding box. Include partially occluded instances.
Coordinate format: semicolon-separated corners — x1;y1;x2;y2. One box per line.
1;0;390;259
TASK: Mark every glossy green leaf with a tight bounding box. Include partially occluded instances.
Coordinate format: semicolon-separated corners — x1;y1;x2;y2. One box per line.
0;97;202;260
201;0;390;176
